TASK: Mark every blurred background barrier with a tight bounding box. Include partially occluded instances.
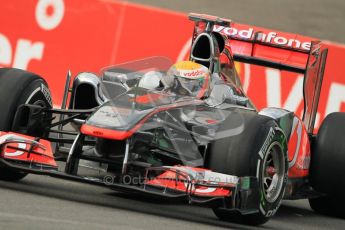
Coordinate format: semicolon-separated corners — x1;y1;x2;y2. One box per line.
1;0;344;130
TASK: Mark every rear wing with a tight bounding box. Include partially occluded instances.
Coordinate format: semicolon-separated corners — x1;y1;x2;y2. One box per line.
224;23;328;134
189;13;328;134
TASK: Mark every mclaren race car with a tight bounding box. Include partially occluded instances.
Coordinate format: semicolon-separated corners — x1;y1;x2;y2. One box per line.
0;13;343;225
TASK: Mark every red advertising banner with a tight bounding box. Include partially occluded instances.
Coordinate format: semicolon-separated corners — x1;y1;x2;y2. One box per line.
1;0;344;130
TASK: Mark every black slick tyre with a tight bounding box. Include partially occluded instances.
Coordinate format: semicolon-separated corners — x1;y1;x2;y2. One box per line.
309;112;345;218
0;68;52;181
208;111;288;225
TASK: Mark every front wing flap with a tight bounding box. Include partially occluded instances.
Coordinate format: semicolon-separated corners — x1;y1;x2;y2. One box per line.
143;166;260;213
0;132;58;170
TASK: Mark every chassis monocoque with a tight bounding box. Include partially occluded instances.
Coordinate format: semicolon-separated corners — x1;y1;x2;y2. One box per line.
0;14;344;226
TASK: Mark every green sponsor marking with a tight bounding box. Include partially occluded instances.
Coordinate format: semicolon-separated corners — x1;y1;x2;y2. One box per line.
241;177;250;190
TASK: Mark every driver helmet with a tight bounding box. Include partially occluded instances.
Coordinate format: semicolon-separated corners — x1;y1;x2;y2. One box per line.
163;61;210;98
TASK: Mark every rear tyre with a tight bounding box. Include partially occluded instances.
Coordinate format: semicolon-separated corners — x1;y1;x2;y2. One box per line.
309;196;345;218
309;112;345;218
208;112;288;225
0;68;52;181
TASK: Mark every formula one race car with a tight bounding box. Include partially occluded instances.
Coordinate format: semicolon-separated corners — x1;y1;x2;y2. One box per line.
0;13;343;225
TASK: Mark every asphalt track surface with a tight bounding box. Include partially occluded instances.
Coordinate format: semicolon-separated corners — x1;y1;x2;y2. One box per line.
1;174;344;230
2;1;345;230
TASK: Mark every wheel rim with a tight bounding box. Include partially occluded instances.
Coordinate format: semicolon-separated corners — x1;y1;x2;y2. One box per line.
261;142;285;203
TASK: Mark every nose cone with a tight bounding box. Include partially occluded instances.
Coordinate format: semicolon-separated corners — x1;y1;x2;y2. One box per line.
88;105;132;128
81;102;153;140
85;102;152;131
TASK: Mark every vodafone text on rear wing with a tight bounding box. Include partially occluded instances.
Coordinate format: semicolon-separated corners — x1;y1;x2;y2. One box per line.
188;13;328;134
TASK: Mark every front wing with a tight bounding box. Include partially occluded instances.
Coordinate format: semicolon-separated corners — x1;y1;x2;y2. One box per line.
0;131;260;214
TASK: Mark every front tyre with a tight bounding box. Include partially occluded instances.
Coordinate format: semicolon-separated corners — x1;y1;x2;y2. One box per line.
242;135;287;225
0;68;52;181
209;114;288;225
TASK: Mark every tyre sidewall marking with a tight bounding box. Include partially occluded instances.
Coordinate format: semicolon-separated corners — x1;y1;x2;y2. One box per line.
24;82;52;107
40;83;53;106
257;126;288;217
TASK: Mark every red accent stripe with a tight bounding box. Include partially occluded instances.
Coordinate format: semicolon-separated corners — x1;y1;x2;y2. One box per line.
80;124;134;140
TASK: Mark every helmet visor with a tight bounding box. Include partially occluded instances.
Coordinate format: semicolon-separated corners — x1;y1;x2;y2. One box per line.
177;77;205;97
